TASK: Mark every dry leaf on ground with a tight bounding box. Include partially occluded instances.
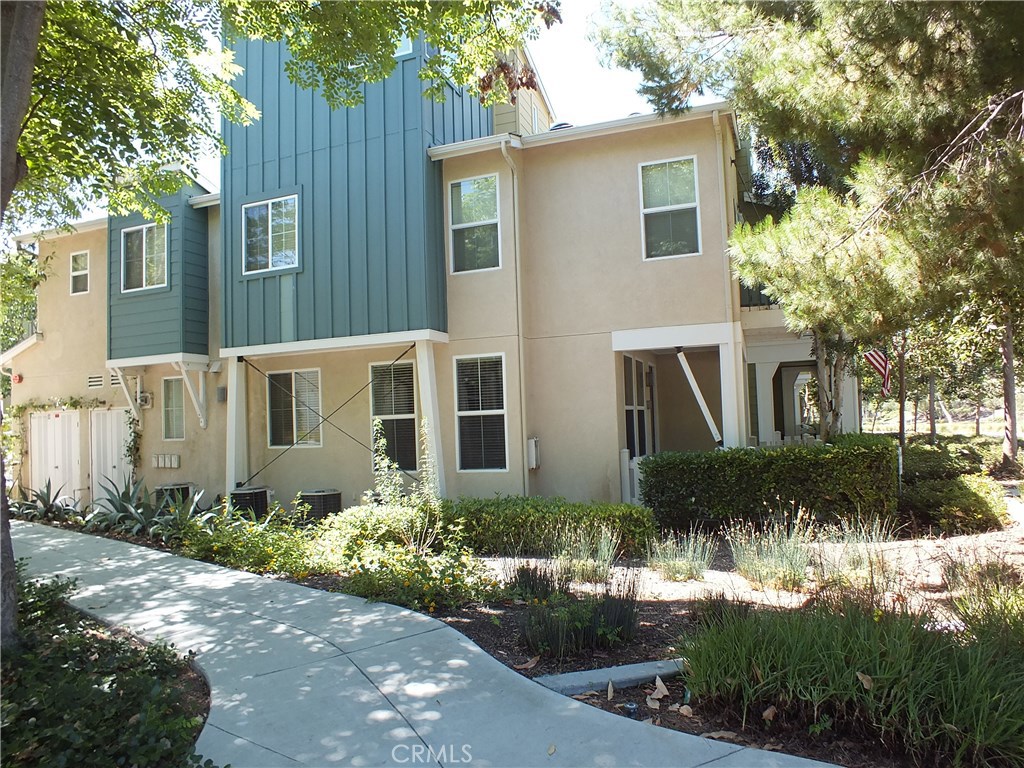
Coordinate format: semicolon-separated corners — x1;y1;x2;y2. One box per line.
547;744;556;756
856;671;874;690
653;676;670;699
646;695;660;710
514;656;540;670
762;705;778;722
680;705;693;717
702;730;740;741
607;681;614;701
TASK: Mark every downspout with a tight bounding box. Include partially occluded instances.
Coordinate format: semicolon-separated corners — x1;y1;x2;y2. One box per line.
500;136;530;495
713;110;742;442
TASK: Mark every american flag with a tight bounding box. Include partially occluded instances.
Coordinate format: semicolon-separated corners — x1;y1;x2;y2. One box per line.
864;349;891;397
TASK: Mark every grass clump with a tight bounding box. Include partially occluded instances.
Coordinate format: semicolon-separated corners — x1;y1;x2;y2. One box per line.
726;513;814;591
684;594;1024;767
649;529;718;582
1;569;215;768
554;524;620;584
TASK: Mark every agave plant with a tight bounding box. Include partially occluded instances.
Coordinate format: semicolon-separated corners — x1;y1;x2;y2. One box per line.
85;475;158;534
148;489;214;545
11;480;79;522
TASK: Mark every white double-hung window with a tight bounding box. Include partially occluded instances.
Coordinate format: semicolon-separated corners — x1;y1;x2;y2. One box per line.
163;377;185;440
243;195;298;274
455;355;507;471
639;157;700;259
267;369;321;447
70;251;89;295
450;175;499;272
122;223;167;291
370;361;417;471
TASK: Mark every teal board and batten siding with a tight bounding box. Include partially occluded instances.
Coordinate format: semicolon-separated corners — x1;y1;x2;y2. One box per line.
107;187;210;361
221;38;492;349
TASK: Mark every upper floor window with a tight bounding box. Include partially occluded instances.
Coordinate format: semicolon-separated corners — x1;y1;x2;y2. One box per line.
394;36;413;56
268;369;321;447
122;223;167;292
70;251;89;295
370;361;417;471
640;157;700;259
163;377;185;441
455;354;507;471
450;175;499;273
243;195;298;275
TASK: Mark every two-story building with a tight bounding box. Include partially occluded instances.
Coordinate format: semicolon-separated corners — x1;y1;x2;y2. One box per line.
3;37;858;512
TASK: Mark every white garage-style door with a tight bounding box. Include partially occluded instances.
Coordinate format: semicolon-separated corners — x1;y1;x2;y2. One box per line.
90;408;132;503
29;410;82;502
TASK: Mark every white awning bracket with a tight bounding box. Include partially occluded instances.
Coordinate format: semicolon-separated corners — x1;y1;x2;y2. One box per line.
172;362;209;430
111;367;142;427
676;349;723;445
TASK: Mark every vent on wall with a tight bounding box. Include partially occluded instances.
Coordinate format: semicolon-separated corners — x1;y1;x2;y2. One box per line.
87;374;104;389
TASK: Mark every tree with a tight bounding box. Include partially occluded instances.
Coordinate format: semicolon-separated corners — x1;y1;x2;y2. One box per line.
0;0;560;653
598;0;1023;464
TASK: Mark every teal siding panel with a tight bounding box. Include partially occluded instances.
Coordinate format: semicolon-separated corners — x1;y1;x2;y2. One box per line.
347;139;368;336
329;146;351;339
297;148;319;340
385;129;408;331
262;276;281;344
366;135;387;334
181;191;209;356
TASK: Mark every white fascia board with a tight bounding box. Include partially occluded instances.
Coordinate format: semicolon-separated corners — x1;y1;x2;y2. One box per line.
611;322;740;352
427;134;522;161
220;329;449;359
0;333;43;366
15;216;108;245
745;340;814;364
106;352;211;369
189;192;220;209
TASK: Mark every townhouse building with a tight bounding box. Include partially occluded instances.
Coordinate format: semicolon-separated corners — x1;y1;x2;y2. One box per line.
2;37;858;512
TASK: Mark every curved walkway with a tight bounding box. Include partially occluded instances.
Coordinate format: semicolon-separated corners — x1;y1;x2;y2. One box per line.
11;522;833;768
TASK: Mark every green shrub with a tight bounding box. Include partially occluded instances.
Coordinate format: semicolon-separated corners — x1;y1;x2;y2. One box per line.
899;474;1008;534
179;507;315;577
684;597;1024;766
2;571;214;768
444;496;655;557
554;524;620;583
640;436;898;528
502;559;572;600
902;441;982;483
341;542;496;612
726;514;815;591
649;529;719;582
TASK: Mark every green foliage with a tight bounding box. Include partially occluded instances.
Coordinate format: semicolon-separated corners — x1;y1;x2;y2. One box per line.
900;475;1009;535
640;437;898;528
519;570;642;660
9;479;79;522
502;559;571;601
1;571;212;768
445;496;656;557
648;529;719;582
0;248;46;397
341;542;495;613
553;524;620;584
684;596;1024;767
902;442;983;483
726;514;815;592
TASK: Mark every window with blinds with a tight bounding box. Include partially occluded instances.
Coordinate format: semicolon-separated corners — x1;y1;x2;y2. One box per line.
639;157;700;259
163;377;185;440
370;361;417;471
455;355;506;471
268;369;321;447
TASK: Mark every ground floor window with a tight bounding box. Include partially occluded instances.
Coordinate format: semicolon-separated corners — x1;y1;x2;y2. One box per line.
162;377;184;440
455;355;507;471
370;361;417;471
268;369;322;447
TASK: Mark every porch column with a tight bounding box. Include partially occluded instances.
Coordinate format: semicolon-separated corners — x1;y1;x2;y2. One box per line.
719;336;744;448
225;357;248;494
755;362;779;444
841;371;861;434
415;340;446;497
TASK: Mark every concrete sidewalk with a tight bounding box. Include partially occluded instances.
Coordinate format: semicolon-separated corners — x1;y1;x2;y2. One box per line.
11;521;834;768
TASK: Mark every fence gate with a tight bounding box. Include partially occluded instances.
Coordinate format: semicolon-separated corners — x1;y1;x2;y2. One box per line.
91;408;132;504
29;410;82;501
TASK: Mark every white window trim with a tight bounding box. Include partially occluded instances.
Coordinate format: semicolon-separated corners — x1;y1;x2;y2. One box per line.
266;367;323;449
162;376;185;442
242;194;300;276
448;174;502;275
638;155;702;261
70;250;89;295
369;360;419;472
394;36;413;57
121;223;168;293
453;352;509;473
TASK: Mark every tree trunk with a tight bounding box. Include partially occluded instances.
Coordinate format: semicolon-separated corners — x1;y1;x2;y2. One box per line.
1;406;18;652
912;398;918;433
898;333;907;449
0;0;45;224
976;401;982;437
814;332;830;441
928;375;937;445
1002;305;1019;466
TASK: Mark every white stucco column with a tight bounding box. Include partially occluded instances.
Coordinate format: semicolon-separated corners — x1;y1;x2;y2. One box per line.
755;362;779;444
415;340;446;497
719;334;745;448
225;357;248;494
841;372;862;434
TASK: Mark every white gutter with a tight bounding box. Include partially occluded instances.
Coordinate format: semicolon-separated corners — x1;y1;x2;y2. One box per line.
189;192;221;209
499;138;531;496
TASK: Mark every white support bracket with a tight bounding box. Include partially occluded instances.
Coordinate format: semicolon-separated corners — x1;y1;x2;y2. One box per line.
676;349;723;445
172;361;209;430
111;367;142;427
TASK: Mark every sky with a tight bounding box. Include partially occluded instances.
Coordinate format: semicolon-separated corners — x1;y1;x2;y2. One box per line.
526;0;654;126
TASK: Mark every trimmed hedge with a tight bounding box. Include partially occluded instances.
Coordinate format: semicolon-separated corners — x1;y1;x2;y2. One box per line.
443;496;656;557
640;435;898;528
899;474;1008;534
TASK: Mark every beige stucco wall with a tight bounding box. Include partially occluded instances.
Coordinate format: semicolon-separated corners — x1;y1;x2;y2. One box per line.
655;349;722;452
